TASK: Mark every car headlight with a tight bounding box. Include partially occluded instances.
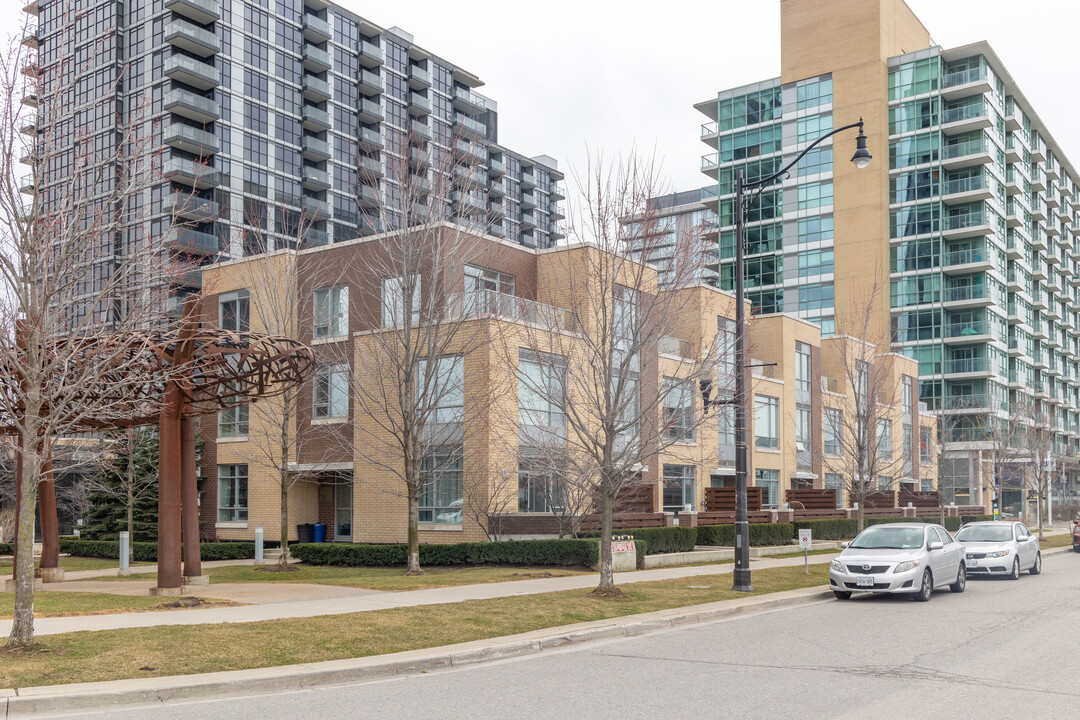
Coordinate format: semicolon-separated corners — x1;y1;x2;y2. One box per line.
830;559;844;572
893;560;921;573
985;549;1011;558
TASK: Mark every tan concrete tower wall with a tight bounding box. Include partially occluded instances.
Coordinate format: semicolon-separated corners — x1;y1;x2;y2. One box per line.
780;0;931;344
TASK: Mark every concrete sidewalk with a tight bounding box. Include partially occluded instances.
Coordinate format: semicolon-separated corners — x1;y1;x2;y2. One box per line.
2;552;839;637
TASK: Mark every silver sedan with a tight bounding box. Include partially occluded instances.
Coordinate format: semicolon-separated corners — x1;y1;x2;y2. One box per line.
954;521;1042;579
829;523;966;602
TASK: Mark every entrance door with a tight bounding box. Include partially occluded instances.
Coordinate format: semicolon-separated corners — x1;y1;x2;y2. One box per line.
334;481;352;542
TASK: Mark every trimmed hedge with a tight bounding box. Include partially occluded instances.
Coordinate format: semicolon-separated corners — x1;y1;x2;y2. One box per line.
579;526;697;555
58;538;255;562
791;515;998;540
291;539;599;568
697;522;795;547
0;543;11;556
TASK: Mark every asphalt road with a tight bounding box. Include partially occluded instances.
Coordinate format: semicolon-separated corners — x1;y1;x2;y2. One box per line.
43;553;1080;720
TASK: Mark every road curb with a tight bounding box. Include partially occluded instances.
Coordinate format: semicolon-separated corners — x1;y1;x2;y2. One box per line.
2;585;833;718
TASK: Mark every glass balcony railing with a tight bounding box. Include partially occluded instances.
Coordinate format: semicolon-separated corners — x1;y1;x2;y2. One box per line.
943;67;986;88
943;139;987;159
944;320;988;338
944;174;987;196
701;121;718;138
941;103;986;125
944;285;988;302
946;211;987;231
944;357;990;374
942;394;991;409
702;153;719;169
945;247;987;265
447;290;574;332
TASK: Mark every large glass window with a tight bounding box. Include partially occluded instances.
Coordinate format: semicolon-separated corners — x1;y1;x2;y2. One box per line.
218;403;249;438
518;454;565;513
890;133;940;169
755;395;779;449
717;124;783;163
217;464;248;522
419;452;463;524
663;377;695;441
796;113;832;144
889;98;938;134
798;249;834;277
889;58;940;100
824;472;844;508
314;285;349;339
755;468;779;509
219;290;250;332
313;364;349;419
920;425;933;464
418;355;464;424
796;147;833;177
824;408;842;456
465;264;514;295
798;282;834;312
663;465;695;512
796;78;832;110
518;351;565;429
796;404;811;452
797;181;833;210
877;419;893;461
795;342;812;393
381;275;420;328
797;215;833;245
716;87;781;132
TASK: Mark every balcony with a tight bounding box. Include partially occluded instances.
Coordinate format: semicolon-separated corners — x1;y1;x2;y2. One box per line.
359;97;384;124
940;103;991;135
163;157;221;189
358;68;384;95
301;14;331;42
20;92;38;108
943;211;992;240
942;173;993;205
359;155;382;178
358;40;384;68
701;121;719;149
701;153;719;178
355;184;379;209
164;88;220;123
941;394;993;411
549;183;565;200
941;67;992;100
452;86;486;115
359;126;383;152
175;266;203;290
408;146;431;170
163;124;219;156
165;0;220;24
450;190;486;213
301;166;330;190
408;93;432;117
301;135;331;160
943;284;992;307
163;192;219;221
489;178;507;197
943;320;990;343
408;120;433;145
941;139;991;170
454;140;487;165
164;54;219;90
520;190;537;210
488;158;505;176
520;172;538;189
302;75;331;101
448;290;575;333
302;44;331;72
455;166;487;189
165;19;220;57
943;357;992;377
166;227;219;256
300;195;330;219
301;105;331;130
408;65;431;90
453;113;486;140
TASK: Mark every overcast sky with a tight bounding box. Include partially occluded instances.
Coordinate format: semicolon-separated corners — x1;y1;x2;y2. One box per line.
11;0;1080;198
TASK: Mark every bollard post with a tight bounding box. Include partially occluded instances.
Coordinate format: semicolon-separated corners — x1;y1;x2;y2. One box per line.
118;531;130;576
255;527;264;564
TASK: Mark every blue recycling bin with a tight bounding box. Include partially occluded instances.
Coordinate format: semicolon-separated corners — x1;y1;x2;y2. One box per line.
312;523;327;543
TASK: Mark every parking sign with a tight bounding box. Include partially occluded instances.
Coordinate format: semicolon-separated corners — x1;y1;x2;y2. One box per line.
798;529;812;549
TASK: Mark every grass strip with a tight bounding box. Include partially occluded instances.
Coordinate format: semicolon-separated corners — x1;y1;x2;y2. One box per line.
0;557;153;573
0;565;828;689
0;592;231;619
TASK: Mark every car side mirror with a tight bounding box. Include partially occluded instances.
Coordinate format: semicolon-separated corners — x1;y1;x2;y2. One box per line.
840;541;849;549
1017;536;1028;542
929;541;944;550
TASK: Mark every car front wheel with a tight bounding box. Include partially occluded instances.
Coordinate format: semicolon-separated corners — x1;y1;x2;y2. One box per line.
950;563;966;593
913;569;933;602
1008;557;1020;580
833;590;852;600
1029;552;1042;575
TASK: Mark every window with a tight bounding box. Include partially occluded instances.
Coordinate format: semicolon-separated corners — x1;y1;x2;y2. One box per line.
795;342;812;393
824;408;842;456
419;452;463;524
663;465;695;512
903;376;913;415
716;87;781;131
798;181;833;210
920;425;933;464
518;351;565;429
314;285;349;339
518;455;565;512
313;364;349;419
798;249;834;277
903;424;913;462
755;469;779;509
796;113;832;144
825;473;844;508
889;58;940;100
717;317;736;377
219;403;249;438
614;371;639;444
797;215;833;245
718;403;735;447
796;147;833;177
798;282;834;312
797;78;832;109
465;265;514;295
796;404;811;453
217;465;248;522
418;355;464;424
663;378;694;441
754;395;779;449
219;290;250;332
382;275;420;327
877;419;893;461
613;284;638;347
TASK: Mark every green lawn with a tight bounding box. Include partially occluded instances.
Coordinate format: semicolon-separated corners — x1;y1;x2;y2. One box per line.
0;592;231;619
88;563;595;592
0;565;828;688
0;557;152;573
1035;533;1074;549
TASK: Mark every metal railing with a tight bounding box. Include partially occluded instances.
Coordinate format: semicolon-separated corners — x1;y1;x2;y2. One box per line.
944;285;988;302
447;290;574;332
943;67;986;88
943;357;990;374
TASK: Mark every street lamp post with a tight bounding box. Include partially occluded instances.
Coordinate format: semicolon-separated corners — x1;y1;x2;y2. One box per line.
731;119;872;593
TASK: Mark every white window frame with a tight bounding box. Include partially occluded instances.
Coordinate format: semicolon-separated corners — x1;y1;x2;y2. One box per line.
217;464;248;523
219;290;250;332
314;284;349;340
754;395;779;449
382;274;420;328
313;364;349;420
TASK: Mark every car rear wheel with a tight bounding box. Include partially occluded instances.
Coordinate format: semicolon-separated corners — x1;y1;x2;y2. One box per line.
1029;552;1042;575
833;590;852;600
913;569;932;602
950;563;966;593
1008;557;1020;580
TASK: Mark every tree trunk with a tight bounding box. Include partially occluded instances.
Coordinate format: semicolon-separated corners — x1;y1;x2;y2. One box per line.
278;407;290;568
405;491;423;575
8;441;41;648
126;433;135;562
856;501;865;533
593;476;620;597
1037;490;1044;539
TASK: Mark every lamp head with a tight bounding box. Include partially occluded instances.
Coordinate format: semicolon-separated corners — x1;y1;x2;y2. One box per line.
851;118;872;170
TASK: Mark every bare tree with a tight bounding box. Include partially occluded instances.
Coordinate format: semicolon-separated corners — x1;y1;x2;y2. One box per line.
461;466;519;542
1022;396;1058;539
498;152;720;595
824;284;907;532
0;7;189;647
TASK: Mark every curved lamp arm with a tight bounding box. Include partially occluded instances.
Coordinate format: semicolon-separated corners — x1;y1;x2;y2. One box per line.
742;119;869;193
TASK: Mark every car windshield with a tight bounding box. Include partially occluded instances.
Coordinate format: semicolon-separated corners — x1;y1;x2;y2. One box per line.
955;525;1013;542
849;526;925;550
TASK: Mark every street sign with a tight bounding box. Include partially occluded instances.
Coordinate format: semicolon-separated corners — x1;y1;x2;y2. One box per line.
798;529;812;549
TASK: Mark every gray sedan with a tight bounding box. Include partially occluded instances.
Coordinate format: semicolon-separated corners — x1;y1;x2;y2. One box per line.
829;523;966;602
954;521;1042;579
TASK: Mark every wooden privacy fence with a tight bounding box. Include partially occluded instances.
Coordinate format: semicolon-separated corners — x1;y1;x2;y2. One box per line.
579;513;666;530
786;489;837;510
704;486;763;512
899;490;940;508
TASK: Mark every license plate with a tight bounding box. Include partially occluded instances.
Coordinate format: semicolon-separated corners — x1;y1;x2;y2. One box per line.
966;559;978;568
856;576;874;587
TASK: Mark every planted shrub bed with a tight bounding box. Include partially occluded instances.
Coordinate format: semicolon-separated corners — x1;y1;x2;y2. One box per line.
696;522;795;547
59;538;255;562
291;539;599;568
579;526;697;555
